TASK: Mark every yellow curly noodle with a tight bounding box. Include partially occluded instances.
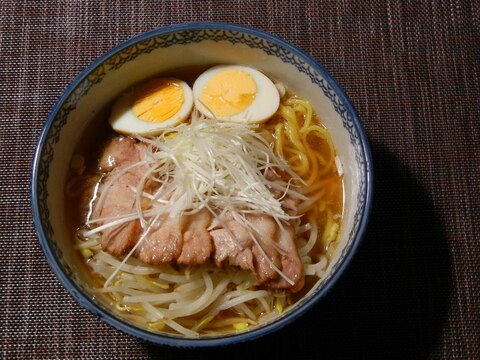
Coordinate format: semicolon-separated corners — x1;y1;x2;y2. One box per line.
69;95;343;338
266;96;342;257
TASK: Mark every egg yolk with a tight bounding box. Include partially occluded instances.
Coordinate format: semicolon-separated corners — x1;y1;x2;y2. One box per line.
133;78;184;123
199;70;256;117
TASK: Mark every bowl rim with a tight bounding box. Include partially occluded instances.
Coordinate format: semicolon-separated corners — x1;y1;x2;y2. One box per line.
31;21;374;348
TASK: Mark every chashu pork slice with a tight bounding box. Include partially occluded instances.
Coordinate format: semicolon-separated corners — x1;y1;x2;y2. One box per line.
210;214;304;291
177;209;213;265
93;137;146;256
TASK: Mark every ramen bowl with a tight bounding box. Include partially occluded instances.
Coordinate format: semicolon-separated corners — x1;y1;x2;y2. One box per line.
31;23;373;347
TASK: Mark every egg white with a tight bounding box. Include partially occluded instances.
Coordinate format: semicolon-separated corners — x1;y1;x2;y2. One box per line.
109;79;193;136
192;65;280;124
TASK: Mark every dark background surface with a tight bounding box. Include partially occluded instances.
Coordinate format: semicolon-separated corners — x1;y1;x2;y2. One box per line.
1;1;479;359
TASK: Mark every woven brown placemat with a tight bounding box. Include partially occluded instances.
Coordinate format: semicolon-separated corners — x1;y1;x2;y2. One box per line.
1;0;479;359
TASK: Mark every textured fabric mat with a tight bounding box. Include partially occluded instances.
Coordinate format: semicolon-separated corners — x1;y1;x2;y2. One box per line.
1;1;479;359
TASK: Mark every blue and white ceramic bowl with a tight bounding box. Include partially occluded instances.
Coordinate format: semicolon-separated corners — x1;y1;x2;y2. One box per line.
31;23;373;347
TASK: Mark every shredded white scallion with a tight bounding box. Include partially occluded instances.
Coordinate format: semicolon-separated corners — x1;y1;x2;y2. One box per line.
133;112;302;222
335;156;343;177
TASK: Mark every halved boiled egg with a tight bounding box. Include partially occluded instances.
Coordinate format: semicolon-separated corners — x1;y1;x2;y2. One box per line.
109;77;193;135
192;65;280;123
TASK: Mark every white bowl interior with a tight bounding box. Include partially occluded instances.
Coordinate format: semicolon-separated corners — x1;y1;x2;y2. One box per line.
38;28;366;337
